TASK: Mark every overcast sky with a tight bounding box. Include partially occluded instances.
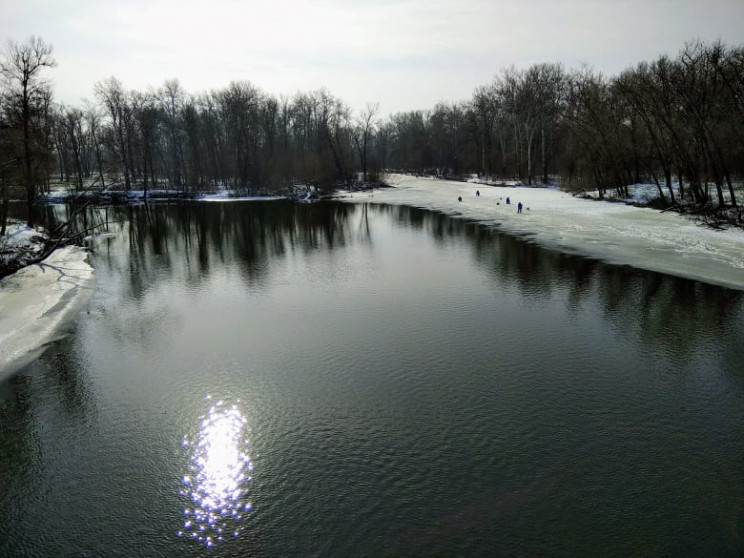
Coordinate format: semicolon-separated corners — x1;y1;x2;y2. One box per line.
2;0;743;115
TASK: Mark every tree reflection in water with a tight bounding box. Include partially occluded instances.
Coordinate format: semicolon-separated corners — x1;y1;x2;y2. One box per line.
47;201;744;363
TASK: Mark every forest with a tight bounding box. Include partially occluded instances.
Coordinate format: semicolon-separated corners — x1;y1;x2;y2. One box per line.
1;36;743;232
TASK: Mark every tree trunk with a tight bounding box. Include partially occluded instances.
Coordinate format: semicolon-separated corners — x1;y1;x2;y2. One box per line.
664;167;675;204
142;142;149;201
725;172;737;207
714;180;725;207
0;178;8;236
651;171;666;203
95;144;106;188
22;87;37;227
541;124;548;184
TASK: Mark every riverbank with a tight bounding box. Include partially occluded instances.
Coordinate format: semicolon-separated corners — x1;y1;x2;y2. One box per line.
341;174;744;291
0;222;48;277
0;242;93;377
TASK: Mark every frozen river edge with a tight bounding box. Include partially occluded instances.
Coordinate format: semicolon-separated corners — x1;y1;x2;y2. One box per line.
342;175;744;292
2;177;743;376
0;246;93;378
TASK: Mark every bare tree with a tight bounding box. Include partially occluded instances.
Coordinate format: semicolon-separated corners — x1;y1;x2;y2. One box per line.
353;102;379;183
0;36;56;226
95;77;133;190
59;105;87;192
131;90;160;200
159;79;186;189
83;101;107;188
0;96;23;235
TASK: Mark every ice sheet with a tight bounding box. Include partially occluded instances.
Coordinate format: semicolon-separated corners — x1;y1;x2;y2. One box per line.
0;246;93;377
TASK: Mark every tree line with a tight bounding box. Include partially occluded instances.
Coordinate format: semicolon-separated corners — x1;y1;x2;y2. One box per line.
1;36;743;231
385;41;744;210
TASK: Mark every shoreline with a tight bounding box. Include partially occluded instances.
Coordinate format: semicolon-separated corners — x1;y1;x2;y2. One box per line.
341;174;744;292
2;178;743;375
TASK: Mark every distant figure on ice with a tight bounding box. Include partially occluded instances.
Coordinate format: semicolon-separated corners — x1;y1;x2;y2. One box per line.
517;202;523;214
506;197;510;204
476;190;480;197
458;196;462;202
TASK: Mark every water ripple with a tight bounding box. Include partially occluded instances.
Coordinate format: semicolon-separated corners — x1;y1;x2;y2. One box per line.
178;397;253;547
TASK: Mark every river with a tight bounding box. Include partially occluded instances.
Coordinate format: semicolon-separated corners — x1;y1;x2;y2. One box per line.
1;201;743;556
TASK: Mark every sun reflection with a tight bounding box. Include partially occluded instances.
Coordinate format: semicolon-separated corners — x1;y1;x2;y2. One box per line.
178;398;253;546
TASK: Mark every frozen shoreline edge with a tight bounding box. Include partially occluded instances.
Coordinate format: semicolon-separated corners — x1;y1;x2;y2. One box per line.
2;179;743;377
341;174;744;292
0;245;94;379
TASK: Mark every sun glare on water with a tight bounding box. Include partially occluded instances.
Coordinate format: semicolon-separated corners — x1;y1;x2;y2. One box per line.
179;398;253;546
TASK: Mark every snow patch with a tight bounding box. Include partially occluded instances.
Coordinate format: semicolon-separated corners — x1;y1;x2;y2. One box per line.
0;222;46;264
199;194;285;202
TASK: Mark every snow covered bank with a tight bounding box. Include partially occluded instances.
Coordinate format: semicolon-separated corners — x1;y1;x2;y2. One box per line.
200;194;285;202
0;222;46;271
0;245;93;377
343;174;744;291
42;185;296;205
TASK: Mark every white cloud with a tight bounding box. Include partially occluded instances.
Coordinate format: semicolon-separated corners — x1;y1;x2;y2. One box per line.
2;0;743;114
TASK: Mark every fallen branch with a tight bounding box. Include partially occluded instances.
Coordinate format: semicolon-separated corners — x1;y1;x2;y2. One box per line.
1;179;111;279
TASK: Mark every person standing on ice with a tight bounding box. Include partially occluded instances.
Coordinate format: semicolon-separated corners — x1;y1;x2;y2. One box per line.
476;190;480;197
517;202;523;214
506;197;510;204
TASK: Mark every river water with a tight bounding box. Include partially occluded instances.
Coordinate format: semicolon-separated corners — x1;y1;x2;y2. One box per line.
1;201;743;557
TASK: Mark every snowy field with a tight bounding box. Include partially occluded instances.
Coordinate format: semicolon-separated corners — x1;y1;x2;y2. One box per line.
0;245;93;377
343;174;744;292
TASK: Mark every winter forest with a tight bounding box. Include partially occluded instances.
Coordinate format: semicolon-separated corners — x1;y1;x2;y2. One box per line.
1;37;744;231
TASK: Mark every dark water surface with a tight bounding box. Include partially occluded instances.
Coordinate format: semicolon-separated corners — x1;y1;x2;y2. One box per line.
2;201;743;557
